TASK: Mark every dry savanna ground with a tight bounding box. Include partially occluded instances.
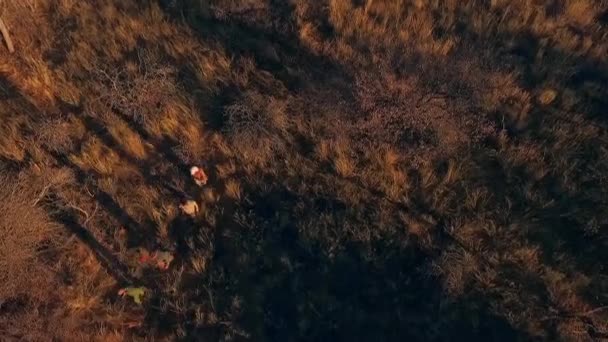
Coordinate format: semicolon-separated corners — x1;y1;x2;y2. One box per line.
1;0;608;340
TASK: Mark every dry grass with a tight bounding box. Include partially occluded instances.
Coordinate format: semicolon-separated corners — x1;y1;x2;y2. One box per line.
224;179;242;201
0;0;607;340
333;153;355;178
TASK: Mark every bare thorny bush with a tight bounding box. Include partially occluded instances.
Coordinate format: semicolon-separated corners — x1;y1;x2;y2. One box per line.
93;50;179;124
0;162;133;339
351;62;499;163
0;168;72;337
223;90;291;163
1;166;77;282
0;176;58;301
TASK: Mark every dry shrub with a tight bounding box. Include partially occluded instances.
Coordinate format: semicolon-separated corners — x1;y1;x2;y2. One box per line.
223;91;290;164
0;171;69;340
95;50;179;124
224;91;289;138
0;167;133;340
34;115;84;153
351;65;496;161
0;174;60;301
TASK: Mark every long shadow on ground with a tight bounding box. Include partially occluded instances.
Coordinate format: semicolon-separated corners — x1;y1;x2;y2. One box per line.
189;184;533;341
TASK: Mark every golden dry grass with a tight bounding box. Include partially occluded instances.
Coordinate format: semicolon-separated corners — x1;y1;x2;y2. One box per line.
224;179;242;201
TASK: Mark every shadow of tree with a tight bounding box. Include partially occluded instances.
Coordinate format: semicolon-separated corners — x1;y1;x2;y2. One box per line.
113;109;206;191
78;114;186;200
191;184;533;341
46;194;134;285
444;19;608;292
160;0;356;133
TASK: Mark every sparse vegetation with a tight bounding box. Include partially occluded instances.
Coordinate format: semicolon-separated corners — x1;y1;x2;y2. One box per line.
1;0;608;340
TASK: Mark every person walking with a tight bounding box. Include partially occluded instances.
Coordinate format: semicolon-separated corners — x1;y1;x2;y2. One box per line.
190;166;208;186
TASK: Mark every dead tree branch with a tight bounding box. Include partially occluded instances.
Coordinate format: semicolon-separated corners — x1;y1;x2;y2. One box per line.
0;18;15;53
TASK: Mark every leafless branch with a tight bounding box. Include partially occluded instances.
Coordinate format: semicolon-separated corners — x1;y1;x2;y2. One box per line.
32;184;52;206
0;18;14;53
582;306;608;317
67;201;97;226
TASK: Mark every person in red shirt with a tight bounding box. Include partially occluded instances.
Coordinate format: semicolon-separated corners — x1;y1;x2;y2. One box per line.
190;166;208;186
136;248;174;271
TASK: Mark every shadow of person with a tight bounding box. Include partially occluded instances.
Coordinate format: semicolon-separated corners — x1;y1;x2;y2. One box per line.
168;213;196;259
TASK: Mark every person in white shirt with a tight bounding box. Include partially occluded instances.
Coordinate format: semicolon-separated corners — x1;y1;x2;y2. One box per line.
179;199;199;217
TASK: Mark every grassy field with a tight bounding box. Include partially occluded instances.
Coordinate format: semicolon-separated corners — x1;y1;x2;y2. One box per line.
1;0;608;340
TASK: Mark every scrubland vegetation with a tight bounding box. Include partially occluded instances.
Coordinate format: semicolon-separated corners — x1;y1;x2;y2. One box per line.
1;0;608;340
